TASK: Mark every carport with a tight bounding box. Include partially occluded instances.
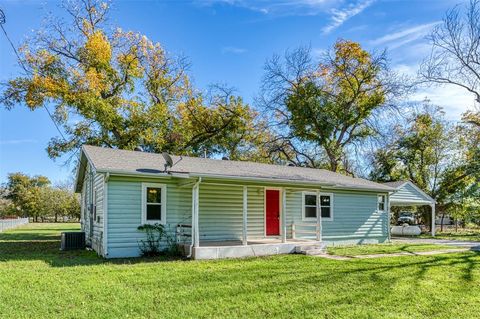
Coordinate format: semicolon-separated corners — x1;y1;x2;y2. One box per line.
384;181;436;236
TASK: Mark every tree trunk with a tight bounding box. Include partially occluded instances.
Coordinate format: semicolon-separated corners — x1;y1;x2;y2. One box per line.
55;213;58;223
440;212;445;232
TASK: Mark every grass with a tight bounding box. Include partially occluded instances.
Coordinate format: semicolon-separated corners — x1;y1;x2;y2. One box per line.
328;243;459;257
419;229;480;242
0;223;479;319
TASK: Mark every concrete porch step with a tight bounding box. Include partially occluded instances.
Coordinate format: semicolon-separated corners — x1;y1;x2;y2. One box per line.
295;242;327;255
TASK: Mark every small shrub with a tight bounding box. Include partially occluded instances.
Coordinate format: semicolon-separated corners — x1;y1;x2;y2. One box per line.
137;223;180;257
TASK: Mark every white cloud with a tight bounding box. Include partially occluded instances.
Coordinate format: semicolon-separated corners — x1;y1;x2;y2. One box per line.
312;48;327;58
412;85;476;120
371;22;440;49
197;0;339;17
221;46;247;54
0;139;37;145
322;0;375;34
393;64;476;120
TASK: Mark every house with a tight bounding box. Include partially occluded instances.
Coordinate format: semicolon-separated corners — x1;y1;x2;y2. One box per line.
75;145;396;259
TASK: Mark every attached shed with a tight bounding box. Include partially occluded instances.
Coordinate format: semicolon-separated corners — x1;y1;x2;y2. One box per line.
384;181;436;236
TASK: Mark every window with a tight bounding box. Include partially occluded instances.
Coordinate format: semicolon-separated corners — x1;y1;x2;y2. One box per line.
142;183;167;224
378;195;386;212
304;193;317;219
302;192;333;221
320;194;332;219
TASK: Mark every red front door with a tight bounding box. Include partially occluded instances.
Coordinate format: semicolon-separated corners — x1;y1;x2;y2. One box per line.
265;189;280;236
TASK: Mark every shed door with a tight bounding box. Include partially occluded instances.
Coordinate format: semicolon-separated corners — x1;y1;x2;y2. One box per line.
265;189;280;236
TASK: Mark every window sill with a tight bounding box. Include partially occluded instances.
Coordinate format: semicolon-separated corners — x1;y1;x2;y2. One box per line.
141;220;166;225
301;218;333;222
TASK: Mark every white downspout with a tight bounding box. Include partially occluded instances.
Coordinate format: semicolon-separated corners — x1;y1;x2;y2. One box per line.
242;186;248;246
187;177;202;258
387;193;391;242
316;190;322;242
431;203;436;237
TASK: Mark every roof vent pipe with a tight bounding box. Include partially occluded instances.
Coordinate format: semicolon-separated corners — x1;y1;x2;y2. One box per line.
222;156;229;161
134;146;143;152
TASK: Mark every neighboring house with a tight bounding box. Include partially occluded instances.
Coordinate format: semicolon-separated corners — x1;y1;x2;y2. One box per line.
75;145;395;259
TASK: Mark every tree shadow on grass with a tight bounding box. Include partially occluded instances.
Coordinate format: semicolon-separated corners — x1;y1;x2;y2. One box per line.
155;253;480;318
0;238;184;267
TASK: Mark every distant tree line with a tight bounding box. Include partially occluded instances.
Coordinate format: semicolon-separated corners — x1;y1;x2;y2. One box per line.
0;0;478;227
0;173;80;222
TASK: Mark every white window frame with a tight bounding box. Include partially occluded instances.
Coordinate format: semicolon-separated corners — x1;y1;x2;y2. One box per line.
377;194;386;212
141;183;167;225
302;192;334;221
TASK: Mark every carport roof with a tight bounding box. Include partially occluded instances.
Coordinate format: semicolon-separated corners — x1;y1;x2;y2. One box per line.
384;181;435;206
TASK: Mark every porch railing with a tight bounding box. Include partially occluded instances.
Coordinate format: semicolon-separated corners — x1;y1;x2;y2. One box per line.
176;224;192;243
292;223;320;241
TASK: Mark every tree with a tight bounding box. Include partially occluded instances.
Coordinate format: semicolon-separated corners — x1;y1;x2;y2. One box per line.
4;172;51;220
37;187;80;222
1;0;264;160
2;173;80;221
420;0;480;104
419;0;480;170
369;103;477;230
259;40;403;173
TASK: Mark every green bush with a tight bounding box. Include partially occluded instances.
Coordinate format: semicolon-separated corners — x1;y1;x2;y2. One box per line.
137;223;180;257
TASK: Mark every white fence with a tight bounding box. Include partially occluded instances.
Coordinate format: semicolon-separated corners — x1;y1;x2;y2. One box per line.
0;218;29;232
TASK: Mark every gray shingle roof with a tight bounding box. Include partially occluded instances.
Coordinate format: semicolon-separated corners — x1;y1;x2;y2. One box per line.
382;181;408;189
80;145;393;192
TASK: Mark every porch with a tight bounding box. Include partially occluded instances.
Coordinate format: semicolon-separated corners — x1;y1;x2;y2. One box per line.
176;178;327;259
178;237;325;260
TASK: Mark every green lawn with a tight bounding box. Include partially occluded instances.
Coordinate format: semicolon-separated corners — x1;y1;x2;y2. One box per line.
328;242;459;257
419;229;480;242
1;223;480;319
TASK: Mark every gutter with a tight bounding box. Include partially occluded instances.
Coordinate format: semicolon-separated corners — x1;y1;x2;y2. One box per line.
89;169;392;193
95;169;173;178
187;177;202;258
189;173;394;193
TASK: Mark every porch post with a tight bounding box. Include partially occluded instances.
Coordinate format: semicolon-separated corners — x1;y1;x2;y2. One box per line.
316;190;321;241
281;188;287;243
387;193;391;242
431;203;436;237
193;184;200;248
242;186;248;246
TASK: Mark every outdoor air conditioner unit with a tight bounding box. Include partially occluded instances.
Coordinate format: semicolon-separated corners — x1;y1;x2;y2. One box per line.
60;232;86;251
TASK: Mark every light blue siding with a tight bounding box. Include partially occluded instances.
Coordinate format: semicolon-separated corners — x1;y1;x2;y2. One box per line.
80;164;105;255
390;183;432;205
105;176;388;258
107;176;191;258
286;190;388;244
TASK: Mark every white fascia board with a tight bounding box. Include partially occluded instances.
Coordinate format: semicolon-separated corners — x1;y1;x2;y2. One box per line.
189;173;392;192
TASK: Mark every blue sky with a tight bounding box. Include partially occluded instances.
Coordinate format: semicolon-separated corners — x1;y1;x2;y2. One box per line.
0;0;476;184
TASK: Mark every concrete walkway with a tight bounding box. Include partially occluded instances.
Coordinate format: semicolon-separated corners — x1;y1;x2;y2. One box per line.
391;237;480;250
314;248;472;260
311;237;480;260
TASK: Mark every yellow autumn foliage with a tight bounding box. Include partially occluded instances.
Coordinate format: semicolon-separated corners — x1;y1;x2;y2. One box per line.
84;67;107;94
84;30;112;65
